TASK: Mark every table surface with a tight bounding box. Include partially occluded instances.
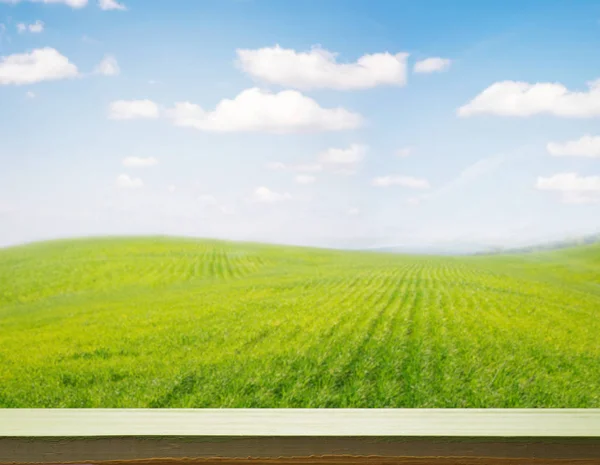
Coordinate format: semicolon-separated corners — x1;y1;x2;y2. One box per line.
1;409;599;437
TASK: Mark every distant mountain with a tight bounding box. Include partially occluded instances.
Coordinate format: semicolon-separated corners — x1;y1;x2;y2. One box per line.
367;241;493;256
365;232;600;256
474;232;600;255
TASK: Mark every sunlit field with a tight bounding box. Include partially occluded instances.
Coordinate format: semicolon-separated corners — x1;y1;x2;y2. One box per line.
0;236;598;407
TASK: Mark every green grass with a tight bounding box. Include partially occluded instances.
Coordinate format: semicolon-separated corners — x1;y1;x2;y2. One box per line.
0;236;598;408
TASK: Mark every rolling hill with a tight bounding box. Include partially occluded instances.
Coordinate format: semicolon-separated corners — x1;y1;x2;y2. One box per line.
0;236;598;407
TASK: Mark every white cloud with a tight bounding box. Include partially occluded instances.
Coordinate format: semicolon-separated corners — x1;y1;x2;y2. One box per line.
547;135;600;158
395;147;412;157
0;47;78;85
413;57;451;73
18;20;44;33
268;145;365;176
94;55;120;76
319;144;367;165
168;185;176;193
458;79;600;117
561;192;600;204
122;156;158;167
198;194;218;207
266;161;323;173
318;143;367;174
165;87;362;133
29;20;44;33
295;175;316;184
0;0;87;7
536;173;600;192
347;207;360;216
116;173;143;189
98;0;126;10
248;186;292;204
25;90;35;98
536;172;600;204
266;162;287;171
109;99;160;120
372;175;430;189
236;45;409;90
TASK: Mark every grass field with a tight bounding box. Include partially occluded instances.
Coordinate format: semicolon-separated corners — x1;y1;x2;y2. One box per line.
0;236;598;408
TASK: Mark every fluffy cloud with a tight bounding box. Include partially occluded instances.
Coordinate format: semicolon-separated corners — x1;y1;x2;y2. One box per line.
0;48;78;85
458;79;600;117
17;20;44;33
372;175;431;189
109;99;160;120
166;87;362;133
295;175;316;184
413;57;451;73
547;135;600;158
248;186;292;204
536;173;600;191
25;91;35;98
0;0;87;7
30;21;44;33
267;145;366;176
318;144;367;174
94;55;120;76
116;174;143;189
122;156;158;167
536;173;600;204
236;45;408;90
347;207;360;216
98;0;126;10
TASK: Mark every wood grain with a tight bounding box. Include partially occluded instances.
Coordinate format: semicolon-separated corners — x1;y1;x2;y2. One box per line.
2;410;600;437
1;437;600;463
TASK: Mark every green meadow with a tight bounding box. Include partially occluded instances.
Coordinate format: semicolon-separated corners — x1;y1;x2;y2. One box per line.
0;236;598;408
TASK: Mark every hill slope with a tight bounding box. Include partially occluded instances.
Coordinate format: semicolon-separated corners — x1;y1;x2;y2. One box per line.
0;236;598;407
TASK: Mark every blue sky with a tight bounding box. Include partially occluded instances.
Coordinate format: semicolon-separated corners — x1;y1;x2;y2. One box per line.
1;0;600;251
